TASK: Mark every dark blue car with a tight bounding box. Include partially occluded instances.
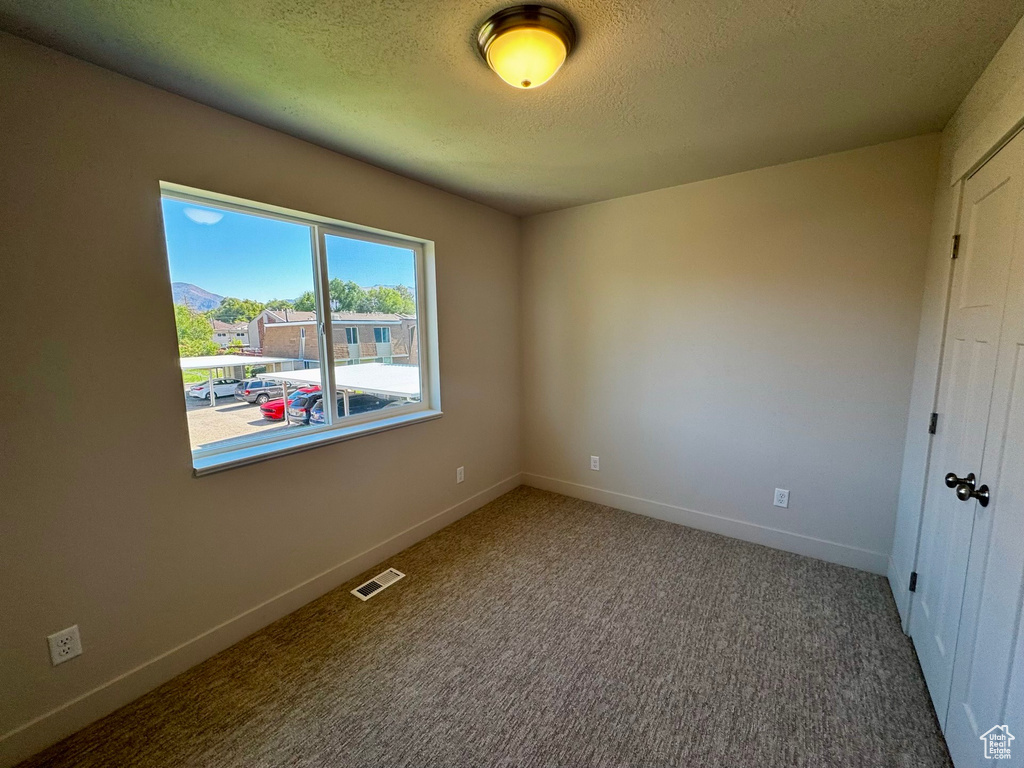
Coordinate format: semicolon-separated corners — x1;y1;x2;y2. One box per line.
308;394;394;425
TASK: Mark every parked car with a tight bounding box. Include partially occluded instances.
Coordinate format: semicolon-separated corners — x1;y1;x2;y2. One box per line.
234;379;284;405
188;378;242;400
259;387;320;421
286;390;325;424
308;394;395;425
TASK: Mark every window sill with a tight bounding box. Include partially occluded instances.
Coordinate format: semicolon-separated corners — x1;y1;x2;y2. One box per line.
191;409;443;477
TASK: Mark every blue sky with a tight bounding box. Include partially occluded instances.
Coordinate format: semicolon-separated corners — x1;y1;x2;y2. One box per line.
161;199;416;302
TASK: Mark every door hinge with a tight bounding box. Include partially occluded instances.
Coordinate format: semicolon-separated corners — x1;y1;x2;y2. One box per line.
909;572;918;592
951;234;960;259
928;413;938;434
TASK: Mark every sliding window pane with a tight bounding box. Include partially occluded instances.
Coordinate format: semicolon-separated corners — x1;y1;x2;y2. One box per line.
322;233;422;422
160;198;328;453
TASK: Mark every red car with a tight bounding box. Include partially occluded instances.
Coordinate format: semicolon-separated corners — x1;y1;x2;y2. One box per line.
259;386;320;421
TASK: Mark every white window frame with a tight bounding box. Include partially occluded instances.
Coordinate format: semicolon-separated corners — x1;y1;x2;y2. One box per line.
374;326;391;343
344;326;359;344
160;182;442;476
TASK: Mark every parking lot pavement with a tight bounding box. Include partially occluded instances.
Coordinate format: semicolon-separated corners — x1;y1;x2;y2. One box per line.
184;394;298;450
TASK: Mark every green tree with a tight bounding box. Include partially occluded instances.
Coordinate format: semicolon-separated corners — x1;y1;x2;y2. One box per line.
264;299;293;311
212;297;265;323
329;279;370;312
293;291;317;312
394;285;415;313
174;304;218;357
365;285;415;314
293;284;415;315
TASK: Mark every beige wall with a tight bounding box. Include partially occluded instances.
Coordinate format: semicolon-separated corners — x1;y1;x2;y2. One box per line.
521;135;940;572
0;33;520;765
889;15;1024;628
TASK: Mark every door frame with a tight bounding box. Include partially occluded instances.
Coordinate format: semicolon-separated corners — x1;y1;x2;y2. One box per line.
897;186;962;633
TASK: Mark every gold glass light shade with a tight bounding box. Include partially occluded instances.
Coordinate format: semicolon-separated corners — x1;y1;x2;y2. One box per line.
486;27;567;89
477;5;576;90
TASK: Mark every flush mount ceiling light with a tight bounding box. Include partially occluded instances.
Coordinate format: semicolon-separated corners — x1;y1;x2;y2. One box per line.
477;5;576;90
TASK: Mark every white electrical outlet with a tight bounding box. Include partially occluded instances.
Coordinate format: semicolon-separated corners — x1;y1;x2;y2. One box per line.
590;455;600;471
774;488;790;508
47;625;82;666
456;466;465;484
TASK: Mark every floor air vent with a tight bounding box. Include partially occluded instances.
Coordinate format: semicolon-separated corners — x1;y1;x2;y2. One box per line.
351;568;405;601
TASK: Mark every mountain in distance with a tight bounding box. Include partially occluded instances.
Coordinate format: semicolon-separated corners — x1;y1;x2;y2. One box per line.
172;282;224;311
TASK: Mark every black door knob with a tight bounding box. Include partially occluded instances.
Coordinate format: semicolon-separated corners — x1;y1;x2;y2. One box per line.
955;483;990;507
945;472;975;489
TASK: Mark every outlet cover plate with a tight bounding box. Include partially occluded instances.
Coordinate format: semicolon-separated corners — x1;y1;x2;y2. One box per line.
590;456;600;471
774;488;790;508
47;625;82;666
456;466;465;483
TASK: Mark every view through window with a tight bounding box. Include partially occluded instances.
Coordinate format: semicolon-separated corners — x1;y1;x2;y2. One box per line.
160;189;426;466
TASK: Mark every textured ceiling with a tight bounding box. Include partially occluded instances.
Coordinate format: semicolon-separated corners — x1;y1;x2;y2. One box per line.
2;0;1023;215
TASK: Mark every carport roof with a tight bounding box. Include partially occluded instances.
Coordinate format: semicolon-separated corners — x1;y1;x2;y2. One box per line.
179;354;296;371
257;363;420;399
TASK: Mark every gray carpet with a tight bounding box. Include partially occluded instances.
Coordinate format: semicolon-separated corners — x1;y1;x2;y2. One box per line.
18;487;951;767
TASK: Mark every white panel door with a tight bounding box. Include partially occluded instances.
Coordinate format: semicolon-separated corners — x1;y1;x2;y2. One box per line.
943;132;1024;766
910;129;1024;725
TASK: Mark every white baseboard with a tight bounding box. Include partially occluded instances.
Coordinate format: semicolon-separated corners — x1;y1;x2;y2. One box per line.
522;474;889;575
0;473;522;768
887;555;913;634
